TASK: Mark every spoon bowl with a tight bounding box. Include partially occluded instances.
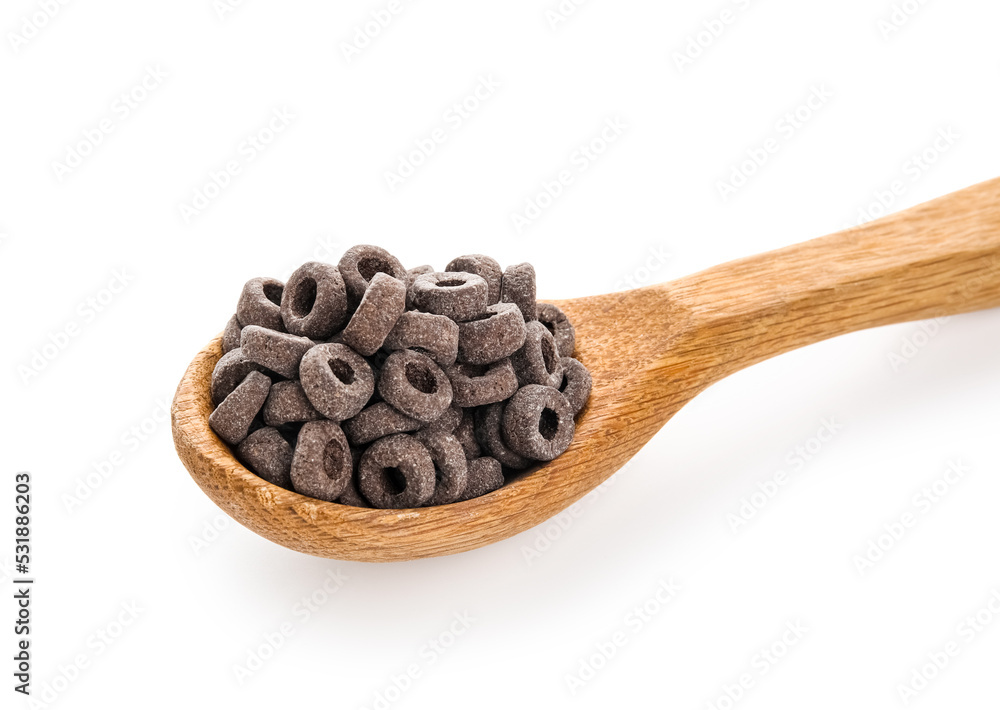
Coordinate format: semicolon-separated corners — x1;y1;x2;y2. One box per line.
173;177;1000;561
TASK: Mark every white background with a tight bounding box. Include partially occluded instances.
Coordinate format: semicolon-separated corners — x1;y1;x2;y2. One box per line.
3;1;1000;708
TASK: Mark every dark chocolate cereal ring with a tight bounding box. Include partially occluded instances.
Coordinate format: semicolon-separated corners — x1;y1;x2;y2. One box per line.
299;343;374;421
358;434;436;508
422;404;463;433
458;457;504;501
559;356;592;416
222;314;242;354
456;302;526;365
240;325;314;379
341;272;407;356
336;473;369;507
208;370;271;445
446;254;502;304
342;401;422;446
500;262;536;322
237;426;293;489
237;277;285;331
510;320;564;388
410;271;489;322
211;347;271;405
415;429;468;505
383;311;459;366
453;408;482;459
280;261;349;339
262;380;321;427
290;420;353;502
536;302;576;357
338;245;407;307
502;384;575;461
446;359;518;408
377;349;453;423
474;402;531;470
405;265;434;310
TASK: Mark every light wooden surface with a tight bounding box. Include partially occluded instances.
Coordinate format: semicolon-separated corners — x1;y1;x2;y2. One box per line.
172;177;1000;562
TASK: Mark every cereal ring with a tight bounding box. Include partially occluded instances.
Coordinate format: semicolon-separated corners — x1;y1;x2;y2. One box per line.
338;245;407;308
357;434;436;508
500;262;536;322
222;314;242;354
211;348;271;405
262;381;321;427
280;261;349;339
502;385;575;461
237;277;285;332
405;265;434;310
383;311;459;366
446;359;518;408
446;254;502;304
422;404;463;433
510;320;564;388
237;426;293;489
336;473;369;507
457;457;504;501
377;350;453;423
208;370;271;445
456;302;526;365
415;429;468;505
410;271;489;321
290;420;353;502
474;402;531;470
453;408;482;459
341;272;407;356
342;401;421;446
558;357;592;416
299;343;375;421
536;302;576;357
240;325;314;379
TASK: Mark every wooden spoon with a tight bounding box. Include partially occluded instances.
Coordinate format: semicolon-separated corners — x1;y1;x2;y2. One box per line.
172;177;1000;562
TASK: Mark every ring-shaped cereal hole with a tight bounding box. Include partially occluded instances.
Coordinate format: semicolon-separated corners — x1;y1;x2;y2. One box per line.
288;277;317;318
323;436;350;481
262;281;283;306
357;255;394;282
538;407;560;440
329;357;356;385
382;467;408;495
405;361;438;394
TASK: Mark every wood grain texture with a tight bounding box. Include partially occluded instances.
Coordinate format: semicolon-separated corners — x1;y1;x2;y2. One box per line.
172;176;1000;562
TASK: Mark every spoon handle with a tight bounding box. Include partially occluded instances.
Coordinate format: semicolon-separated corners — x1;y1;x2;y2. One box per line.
665;176;1000;379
